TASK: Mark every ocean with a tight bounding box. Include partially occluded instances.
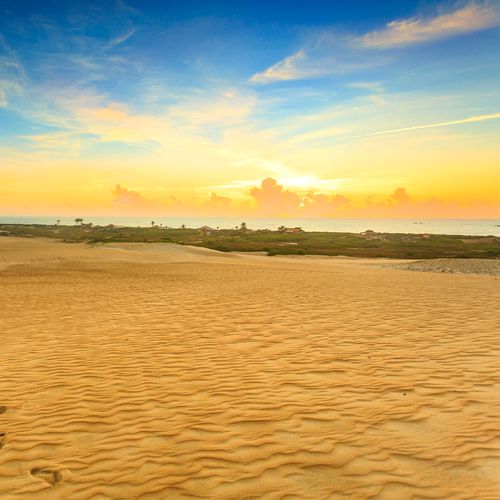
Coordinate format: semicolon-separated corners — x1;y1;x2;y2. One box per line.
1;216;499;236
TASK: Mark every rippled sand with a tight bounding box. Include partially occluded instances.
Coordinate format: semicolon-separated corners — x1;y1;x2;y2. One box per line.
1;238;499;499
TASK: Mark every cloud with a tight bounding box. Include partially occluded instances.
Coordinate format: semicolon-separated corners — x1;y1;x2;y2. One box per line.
301;192;351;216
104;27;137;50
371;112;500;136
168;89;256;128
250;42;387;84
247;177;349;216
204;192;234;214
390;187;411;204
113;184;148;205
358;2;500;49
249;177;301;214
0;34;26;106
244;179;499;218
250;2;500;84
250;51;312;83
111;184;165;214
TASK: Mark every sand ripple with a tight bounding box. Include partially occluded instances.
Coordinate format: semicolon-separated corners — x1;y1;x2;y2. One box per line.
0;239;499;498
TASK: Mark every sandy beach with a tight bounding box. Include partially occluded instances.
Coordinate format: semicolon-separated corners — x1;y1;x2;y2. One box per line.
1;237;499;499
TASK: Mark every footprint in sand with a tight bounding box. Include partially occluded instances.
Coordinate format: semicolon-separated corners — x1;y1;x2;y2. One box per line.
0;432;5;449
31;467;62;486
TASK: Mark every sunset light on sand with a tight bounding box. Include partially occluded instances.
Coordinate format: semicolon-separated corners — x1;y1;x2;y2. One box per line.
1;2;499;499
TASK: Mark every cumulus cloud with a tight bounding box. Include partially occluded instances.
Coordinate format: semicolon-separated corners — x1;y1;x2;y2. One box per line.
245;180;492;218
113;184;143;203
104;179;499;218
301;192;351;217
358;2;500;49
391;187;411;204
111;184;158;213
204;192;234;214
247;178;350;216
249;177;301;214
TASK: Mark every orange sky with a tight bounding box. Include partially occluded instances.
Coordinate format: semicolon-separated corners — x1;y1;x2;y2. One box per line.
1;1;499;218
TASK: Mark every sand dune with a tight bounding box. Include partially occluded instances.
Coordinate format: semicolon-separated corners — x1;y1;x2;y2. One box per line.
1;238;499;499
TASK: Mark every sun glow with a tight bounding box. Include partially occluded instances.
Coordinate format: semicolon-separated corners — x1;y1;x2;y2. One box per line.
0;1;499;218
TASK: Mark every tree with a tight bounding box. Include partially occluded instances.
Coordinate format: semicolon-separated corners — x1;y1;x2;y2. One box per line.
278;225;286;232
181;224;186;230
56;219;60;226
240;222;247;231
74;218;83;225
151;221;155;228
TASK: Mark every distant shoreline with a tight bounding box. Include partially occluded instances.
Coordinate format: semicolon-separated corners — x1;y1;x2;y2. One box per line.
1;216;499;237
1;223;499;260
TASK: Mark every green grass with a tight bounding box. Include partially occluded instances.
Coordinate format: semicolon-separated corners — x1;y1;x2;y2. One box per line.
1;223;499;259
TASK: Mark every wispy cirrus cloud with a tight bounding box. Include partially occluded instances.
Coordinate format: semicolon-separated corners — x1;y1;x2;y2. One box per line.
358;2;500;49
250;51;312;83
250;2;500;84
104;26;137;50
0;33;26;106
250;42;388;84
371;112;500;136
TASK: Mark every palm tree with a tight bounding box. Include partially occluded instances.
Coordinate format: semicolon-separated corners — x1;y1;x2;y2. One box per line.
151;221;155;228
240;222;247;231
278;225;286;232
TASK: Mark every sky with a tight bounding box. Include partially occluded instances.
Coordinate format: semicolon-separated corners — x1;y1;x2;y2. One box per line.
1;0;499;218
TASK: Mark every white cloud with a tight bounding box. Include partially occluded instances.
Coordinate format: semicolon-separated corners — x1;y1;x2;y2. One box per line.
250;43;388;84
250;2;500;84
250;51;314;83
359;2;500;49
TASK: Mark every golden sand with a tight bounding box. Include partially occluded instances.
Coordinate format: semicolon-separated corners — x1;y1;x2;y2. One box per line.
1;238;499;499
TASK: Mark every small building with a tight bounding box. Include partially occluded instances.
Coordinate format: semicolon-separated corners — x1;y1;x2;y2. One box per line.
284;227;304;233
199;226;217;236
360;230;384;240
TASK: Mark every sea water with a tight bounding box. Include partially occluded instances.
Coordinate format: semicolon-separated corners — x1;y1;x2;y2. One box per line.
1;216;499;236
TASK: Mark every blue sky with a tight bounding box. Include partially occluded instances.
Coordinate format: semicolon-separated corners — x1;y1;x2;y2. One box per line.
0;0;499;216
